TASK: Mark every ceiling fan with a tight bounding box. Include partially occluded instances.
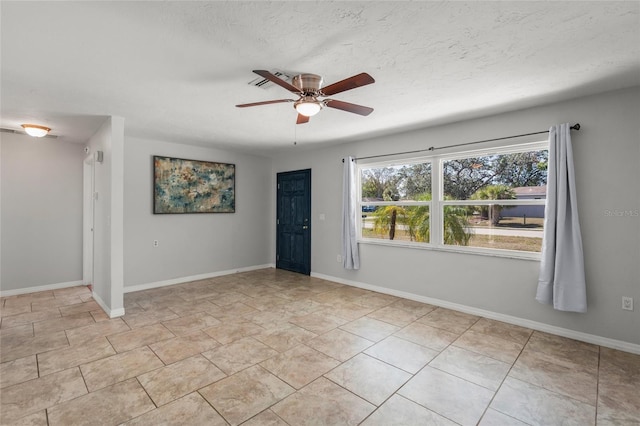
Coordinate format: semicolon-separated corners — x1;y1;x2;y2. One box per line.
236;70;375;124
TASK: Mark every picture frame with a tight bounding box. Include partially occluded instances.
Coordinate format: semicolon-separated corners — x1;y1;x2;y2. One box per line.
153;155;235;214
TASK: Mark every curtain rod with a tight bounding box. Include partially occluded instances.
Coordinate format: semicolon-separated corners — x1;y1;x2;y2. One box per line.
344;123;580;162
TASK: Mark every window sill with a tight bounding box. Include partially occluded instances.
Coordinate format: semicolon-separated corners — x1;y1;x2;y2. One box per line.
357;238;542;261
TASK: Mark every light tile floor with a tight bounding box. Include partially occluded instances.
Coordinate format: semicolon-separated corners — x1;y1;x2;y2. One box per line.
1;268;638;425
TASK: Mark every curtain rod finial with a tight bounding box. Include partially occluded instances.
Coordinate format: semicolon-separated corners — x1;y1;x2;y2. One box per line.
572;123;581;131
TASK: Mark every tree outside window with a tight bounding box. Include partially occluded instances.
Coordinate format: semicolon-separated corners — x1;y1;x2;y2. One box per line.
359;142;548;255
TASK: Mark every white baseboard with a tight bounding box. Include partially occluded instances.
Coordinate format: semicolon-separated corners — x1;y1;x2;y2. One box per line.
124;264;275;293
91;290;125;318
0;280;84;297
311;272;640;355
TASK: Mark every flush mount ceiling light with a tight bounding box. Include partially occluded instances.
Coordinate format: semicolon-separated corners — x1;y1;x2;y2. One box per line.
21;124;51;137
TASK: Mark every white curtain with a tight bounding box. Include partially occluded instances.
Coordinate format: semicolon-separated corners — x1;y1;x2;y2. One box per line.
341;156;360;269
536;124;586;312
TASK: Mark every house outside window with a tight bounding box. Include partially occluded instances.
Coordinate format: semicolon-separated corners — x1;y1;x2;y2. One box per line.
358;141;548;258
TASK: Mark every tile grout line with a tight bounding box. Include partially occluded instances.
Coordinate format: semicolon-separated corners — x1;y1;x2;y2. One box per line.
76;362;91;396
406;316;483;424
482;329;607;425
506;332;602;408
353;313;478;425
352;362;417;425
195;388;233;425
251;308;389;424
470;324;534;425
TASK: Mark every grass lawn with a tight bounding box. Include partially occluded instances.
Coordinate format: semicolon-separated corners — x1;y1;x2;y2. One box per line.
471;216;544;229
467;234;542;252
361;228;414;241
361;228;542;252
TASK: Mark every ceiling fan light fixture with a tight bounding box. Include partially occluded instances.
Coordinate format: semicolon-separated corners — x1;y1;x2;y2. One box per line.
21;124;51;137
294;98;322;117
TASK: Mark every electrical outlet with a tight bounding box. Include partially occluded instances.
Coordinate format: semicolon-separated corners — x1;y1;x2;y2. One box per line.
153;240;159;247
337;254;342;263
622;296;633;311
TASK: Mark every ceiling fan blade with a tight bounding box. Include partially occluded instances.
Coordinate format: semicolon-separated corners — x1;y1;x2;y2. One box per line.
321;73;375;96
253;70;301;94
296;114;310;124
324;99;373;116
236;99;294;108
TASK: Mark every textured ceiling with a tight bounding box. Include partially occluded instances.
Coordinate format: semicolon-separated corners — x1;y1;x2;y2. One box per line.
1;1;638;155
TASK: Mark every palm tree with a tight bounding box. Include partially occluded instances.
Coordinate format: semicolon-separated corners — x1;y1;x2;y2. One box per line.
404;193;472;246
442;205;472;245
407;205;430;242
371;193;472;245
470;185;516;226
371;205;408;240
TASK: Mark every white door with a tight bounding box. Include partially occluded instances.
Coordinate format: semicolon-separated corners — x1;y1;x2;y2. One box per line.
83;154;95;287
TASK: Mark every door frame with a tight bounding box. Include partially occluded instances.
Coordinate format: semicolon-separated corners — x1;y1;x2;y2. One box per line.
276;169;311;275
83;154;95;287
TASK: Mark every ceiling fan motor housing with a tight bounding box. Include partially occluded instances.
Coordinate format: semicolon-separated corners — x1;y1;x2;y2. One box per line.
292;74;323;94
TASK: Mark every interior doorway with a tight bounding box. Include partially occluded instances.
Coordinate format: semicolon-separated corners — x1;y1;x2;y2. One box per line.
83;154;95;287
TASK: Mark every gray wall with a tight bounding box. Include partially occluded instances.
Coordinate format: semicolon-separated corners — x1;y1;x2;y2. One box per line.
272;87;640;345
0;133;84;291
123;137;273;288
86;116;125;312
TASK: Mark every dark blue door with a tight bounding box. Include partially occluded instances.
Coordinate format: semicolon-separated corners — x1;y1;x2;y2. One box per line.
276;169;311;275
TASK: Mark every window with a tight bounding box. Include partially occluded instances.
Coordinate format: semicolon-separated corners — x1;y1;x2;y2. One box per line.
358;141;548;257
359;160;432;243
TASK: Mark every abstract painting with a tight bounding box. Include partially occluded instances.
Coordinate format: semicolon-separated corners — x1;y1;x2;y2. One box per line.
153;156;235;214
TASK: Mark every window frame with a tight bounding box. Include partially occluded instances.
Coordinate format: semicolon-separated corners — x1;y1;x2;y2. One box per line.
357;157;433;246
357;140;549;260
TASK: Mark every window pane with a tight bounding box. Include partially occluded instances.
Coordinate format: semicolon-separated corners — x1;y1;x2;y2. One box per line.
443;150;548;200
361;205;430;243
443;204;544;252
361;163;431;203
